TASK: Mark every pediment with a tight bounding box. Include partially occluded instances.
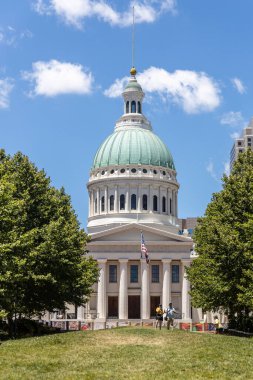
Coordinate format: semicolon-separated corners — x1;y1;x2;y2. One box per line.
89;223;192;244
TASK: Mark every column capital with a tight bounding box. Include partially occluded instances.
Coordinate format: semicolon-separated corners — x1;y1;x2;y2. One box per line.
97;258;107;264
162;259;172;264
119;258;128;264
181;259;192;266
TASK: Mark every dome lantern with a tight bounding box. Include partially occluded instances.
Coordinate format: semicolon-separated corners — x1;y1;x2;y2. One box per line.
123;67;144;115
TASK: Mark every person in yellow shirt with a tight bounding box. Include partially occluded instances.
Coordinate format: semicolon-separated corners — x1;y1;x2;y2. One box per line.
155;304;164;330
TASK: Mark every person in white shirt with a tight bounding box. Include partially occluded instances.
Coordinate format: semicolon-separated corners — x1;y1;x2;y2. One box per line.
165;302;176;330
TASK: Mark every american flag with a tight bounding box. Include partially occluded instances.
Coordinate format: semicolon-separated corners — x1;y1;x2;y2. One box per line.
141;232;150;264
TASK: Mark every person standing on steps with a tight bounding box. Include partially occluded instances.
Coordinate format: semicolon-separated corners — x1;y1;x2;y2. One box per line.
155;304;164;330
165;302;176;330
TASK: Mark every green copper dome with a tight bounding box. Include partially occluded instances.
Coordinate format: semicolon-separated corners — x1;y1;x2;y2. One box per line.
92;127;175;170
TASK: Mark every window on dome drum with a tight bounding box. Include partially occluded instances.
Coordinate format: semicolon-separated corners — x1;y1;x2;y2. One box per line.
162;196;166;213
101;170;105;175
130;265;138;283
172;265;179;283
170;198;172;214
95;198;98;213
153;195;158;211
120;168;125;173
110;169;114;174
101;196;105;212
153;170;157;174
142;194;148;210
152;265;159;283
131;194;137;210
131;168;136;173
120;194;125;210
163;171;166;176
138;101;141;113
109;265;117;283
143;168;147;173
126;101;129;113
131;100;136;113
110;195;114;211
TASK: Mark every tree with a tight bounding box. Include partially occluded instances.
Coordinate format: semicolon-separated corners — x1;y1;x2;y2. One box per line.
187;150;253;328
0;150;98;333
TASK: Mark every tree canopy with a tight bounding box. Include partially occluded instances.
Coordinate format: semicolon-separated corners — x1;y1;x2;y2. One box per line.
0;150;98;323
187;150;253;318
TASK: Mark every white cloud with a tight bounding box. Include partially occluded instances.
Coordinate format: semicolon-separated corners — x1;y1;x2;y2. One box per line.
230;132;240;140
0;78;14;109
231;77;246;94
224;161;230;176
220;111;245;128
105;67;221;114
0;26;33;46
22;60;93;97
206;160;218;181
33;0;176;28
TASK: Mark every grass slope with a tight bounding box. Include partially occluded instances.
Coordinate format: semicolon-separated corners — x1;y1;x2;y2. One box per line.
0;328;252;380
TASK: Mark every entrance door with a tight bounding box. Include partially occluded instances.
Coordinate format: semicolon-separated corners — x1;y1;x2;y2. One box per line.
150;296;160;318
128;296;140;319
108;296;118;318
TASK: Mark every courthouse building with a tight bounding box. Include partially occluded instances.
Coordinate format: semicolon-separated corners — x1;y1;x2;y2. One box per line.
85;67;201;323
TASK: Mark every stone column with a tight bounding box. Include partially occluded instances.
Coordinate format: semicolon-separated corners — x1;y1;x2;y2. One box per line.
115;185;118;212
141;259;150;319
119;259;128;319
137;185;141;212
149;185;152;212
162;259;171;308
97;259;107;320
167;188;170;215
105;186;108;214
159;186;161;213
77;306;84;320
96;188;100;214
126;185;130;212
171;190;174;216
91;190;94;217
181;259;191;320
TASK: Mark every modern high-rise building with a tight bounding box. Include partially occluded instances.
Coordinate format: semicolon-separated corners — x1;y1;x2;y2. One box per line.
230;118;253;169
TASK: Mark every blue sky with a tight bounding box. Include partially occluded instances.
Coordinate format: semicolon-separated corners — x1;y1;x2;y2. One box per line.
1;0;253;228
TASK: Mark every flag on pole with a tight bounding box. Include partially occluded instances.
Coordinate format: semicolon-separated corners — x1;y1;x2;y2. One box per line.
141;232;150;264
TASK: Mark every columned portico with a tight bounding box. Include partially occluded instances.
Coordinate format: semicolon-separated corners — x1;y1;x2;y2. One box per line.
162;259;171;308
181;259;191;320
97;259;107;320
141;259;150;319
119;259;128;319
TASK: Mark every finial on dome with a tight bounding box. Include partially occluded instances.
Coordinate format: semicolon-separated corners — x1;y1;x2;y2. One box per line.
130;66;137;77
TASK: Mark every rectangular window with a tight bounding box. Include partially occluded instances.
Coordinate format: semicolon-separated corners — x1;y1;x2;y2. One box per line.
151;265;159;283
109;265;117;283
130;265;138;283
172;265;179;283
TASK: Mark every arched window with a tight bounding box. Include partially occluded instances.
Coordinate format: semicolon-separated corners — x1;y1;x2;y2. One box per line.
126;101;129;113
142;194;148;210
138;101;141;113
120;194;125;210
95;198;98;213
170;198;172;214
110;195;114;211
101;196;105;212
131;194;136;210
131;100;136;113
153;195;158;212
162;196;166;213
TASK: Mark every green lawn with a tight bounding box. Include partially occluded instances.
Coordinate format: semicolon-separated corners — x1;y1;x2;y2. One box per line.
0;327;252;380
